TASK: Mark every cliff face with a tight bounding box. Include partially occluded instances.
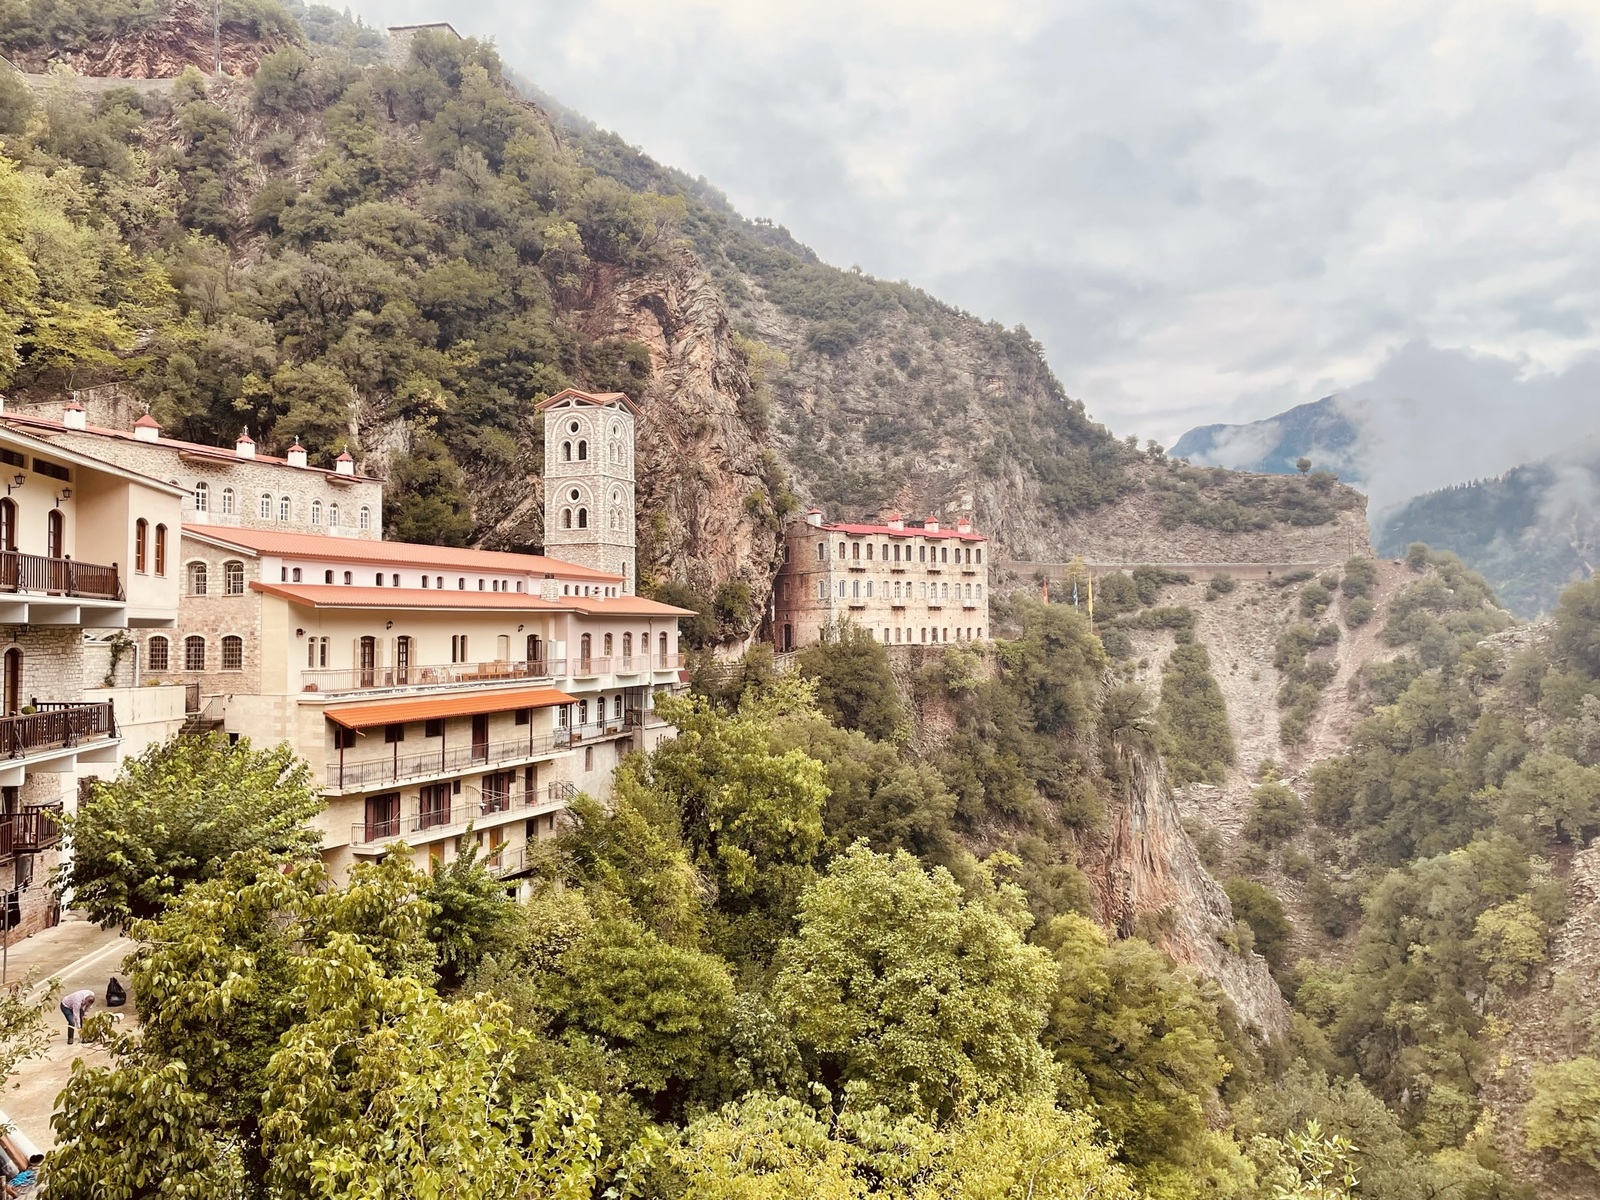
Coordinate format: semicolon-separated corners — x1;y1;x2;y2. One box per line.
1086;737;1290;1038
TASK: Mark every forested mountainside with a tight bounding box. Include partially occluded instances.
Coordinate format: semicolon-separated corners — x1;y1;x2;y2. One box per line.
1378;454;1600;618
10;5;1600;1197
0;2;1369;642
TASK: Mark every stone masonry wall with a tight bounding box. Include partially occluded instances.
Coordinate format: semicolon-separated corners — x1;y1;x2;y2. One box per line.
139;538;263;695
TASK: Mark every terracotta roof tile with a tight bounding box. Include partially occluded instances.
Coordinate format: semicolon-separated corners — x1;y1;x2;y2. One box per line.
251;582;693;616
193;526;621;580
817;521;986;541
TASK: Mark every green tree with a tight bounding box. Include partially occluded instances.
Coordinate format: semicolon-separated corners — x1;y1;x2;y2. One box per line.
1156;636;1235;784
1244;782;1304;848
57;734;323;927
1297;457;1313;475
798;622;907;741
1555;577;1600;679
1038;913;1231;1173
771;844;1055;1118
1224;878;1292;976
420;836;519;989
1525;1056;1600;1171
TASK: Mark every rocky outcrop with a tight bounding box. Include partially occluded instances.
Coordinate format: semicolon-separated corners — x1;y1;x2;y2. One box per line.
6;0;297;77
1085;737;1290;1038
475;254;784;607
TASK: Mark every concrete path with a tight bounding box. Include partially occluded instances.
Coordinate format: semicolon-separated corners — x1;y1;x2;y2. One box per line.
4;914;135;1152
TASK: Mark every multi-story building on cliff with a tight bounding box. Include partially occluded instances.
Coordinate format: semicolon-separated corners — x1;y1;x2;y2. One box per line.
771;509;990;651
2;402;384;541
0;423;184;944
40;386;686;883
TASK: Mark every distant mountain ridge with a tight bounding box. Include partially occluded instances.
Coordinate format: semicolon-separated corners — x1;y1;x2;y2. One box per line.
1170;397;1365;484
1377;451;1600;616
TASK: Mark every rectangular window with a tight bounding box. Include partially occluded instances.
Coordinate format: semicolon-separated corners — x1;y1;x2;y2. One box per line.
364;793;400;841
852;542;860;561
817;580;826;600
838;581;846;598
866;544;873;561
424;718;444;738
515;708;531;726
865;581;872;598
384;723;405;744
334;727;358;750
919;546;926;562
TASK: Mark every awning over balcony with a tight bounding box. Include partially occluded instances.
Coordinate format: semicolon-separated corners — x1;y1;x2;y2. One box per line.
324;686;578;731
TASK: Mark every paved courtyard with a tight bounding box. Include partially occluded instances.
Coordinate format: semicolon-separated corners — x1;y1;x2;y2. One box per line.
4;915;135;1152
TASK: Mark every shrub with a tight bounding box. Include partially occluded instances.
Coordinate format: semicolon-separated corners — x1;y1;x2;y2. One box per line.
1244;782;1304;848
1205;574;1237;601
1345;596;1374;628
1299;584;1333;619
1525;1057;1600;1170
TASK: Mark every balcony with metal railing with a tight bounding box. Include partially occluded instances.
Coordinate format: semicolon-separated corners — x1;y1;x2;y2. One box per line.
349;780;576;849
570;656;611;679
326;733;568;793
302;658;568;696
652;654;685;671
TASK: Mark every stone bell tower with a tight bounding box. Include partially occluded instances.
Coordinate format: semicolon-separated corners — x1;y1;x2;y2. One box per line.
536;388;638;593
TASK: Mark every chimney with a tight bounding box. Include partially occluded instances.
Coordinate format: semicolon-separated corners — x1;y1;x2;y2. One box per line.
287;442;308;468
335;450;355;477
924;514;940;533
803;507;824;528
235;429;256;460
62;401;87;431
540;576;560;601
885;511;904;531
133;413;161;443
956;516;972;534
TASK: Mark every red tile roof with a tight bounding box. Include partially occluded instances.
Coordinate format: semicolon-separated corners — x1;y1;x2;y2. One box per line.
324;686;577;729
191;526;622;581
251;582;693;617
535;387;640;415
1;412;382;481
815;521;986;541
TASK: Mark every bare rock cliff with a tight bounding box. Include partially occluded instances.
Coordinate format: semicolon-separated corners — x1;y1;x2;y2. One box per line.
1086;738;1291;1038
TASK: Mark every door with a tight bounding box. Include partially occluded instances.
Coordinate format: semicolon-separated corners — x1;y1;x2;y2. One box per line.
364;792;400;842
579;633;592;673
395;636;411;686
0;498;15;590
3;647;20;716
783;623;793;652
46;509;63;559
358;636;376;688
471;713;489;762
527;635;543;672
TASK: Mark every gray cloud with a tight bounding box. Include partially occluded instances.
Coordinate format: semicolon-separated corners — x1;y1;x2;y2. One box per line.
352;0;1600;458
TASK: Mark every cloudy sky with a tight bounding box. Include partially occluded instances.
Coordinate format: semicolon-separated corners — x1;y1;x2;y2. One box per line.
352;0;1600;460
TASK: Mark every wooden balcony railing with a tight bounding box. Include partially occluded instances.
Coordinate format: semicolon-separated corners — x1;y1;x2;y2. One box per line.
0;552;121;600
0;701;116;759
12;803;63;852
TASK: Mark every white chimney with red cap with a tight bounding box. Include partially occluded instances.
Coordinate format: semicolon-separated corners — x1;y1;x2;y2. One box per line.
287;442;308;469
133;413;161;443
956;515;973;534
235;429;256;460
885;511;904;531
803;507;824;527
335;450;355;476
924;513;940;533
62;400;86;430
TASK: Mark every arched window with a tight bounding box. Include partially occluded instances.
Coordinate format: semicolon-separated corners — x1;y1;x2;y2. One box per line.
580;633;592;668
603;633;613;656
359;505;371;530
183;635;206;671
329;504;340;527
135;519;148;573
562;442;572;462
292;568;302;583
194;482;209;513
147;635;169;672
310;499;322;525
561;509;572;529
659;631;668;666
46;509;62;559
576;508;588;529
816;542;826;562
0;498;14;551
343;571;352;585
576;440;587;461
278;495;291;522
622;633;632;659
223;560;244;595
259;493;272;519
325;570;334;584
188;561;208;595
154;524;167;575
221;636;243;671
220;487;235;515
2;646;18;714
